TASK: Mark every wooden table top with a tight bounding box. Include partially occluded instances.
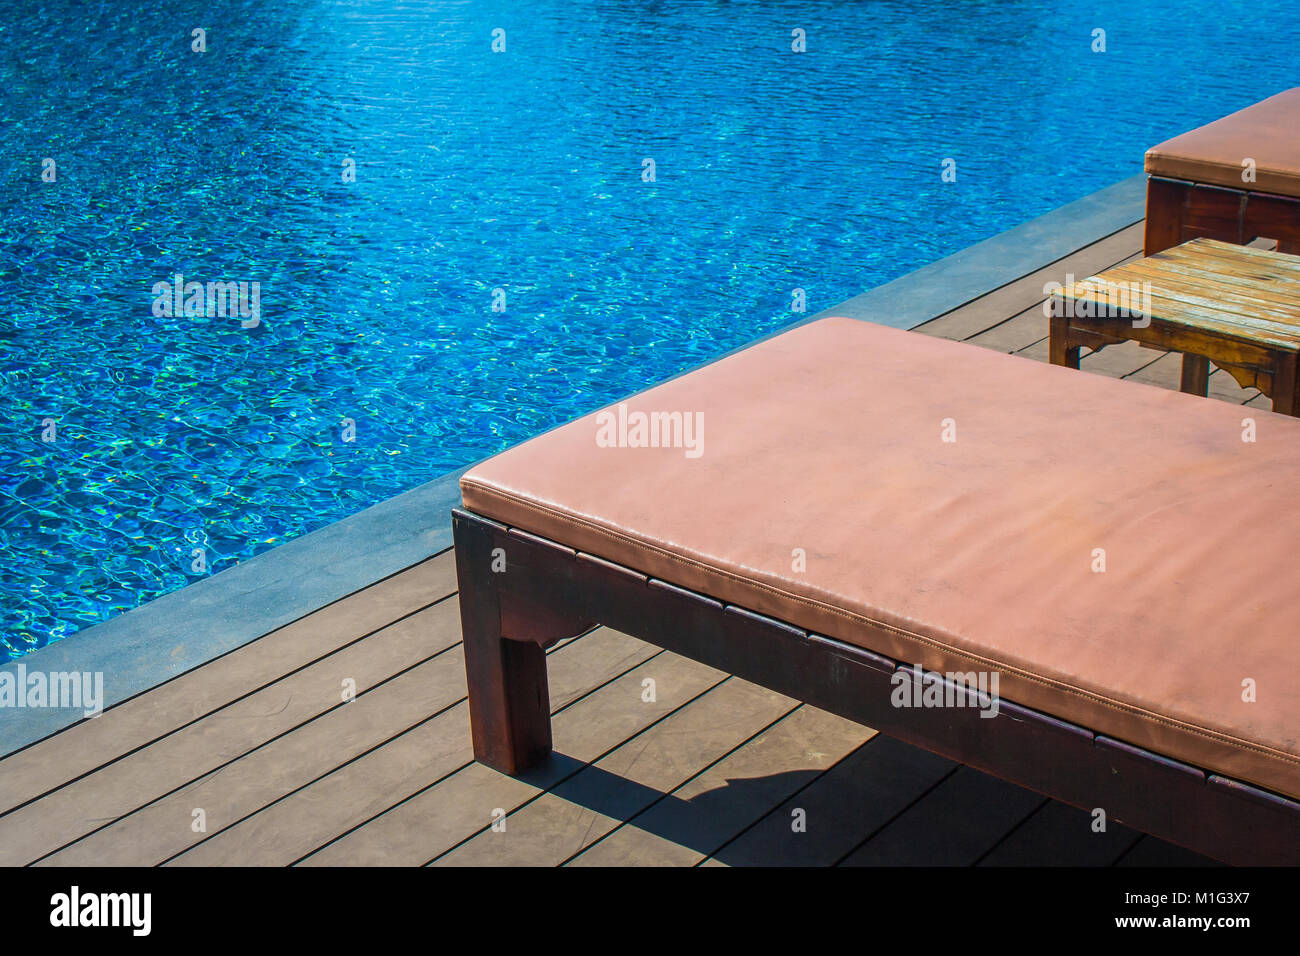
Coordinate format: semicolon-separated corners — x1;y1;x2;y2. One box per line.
1059;238;1300;352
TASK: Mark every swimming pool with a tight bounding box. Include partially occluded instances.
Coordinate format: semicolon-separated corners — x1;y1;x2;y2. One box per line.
3;0;1299;659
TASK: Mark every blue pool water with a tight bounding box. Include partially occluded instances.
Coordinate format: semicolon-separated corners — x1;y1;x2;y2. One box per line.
3;1;1299;659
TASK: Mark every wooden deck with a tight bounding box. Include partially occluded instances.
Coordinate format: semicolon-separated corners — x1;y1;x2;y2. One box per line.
3;220;1257;867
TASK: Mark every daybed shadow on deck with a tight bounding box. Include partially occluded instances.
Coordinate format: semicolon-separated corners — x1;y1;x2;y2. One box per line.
3;218;1256;867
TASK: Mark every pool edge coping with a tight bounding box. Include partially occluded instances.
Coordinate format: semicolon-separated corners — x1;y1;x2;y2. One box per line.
0;172;1147;759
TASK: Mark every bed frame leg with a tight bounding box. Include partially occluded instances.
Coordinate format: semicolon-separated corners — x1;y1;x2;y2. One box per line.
1143;177;1186;256
453;514;554;775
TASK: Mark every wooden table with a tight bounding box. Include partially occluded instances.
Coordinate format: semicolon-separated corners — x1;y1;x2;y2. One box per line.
1049;238;1300;415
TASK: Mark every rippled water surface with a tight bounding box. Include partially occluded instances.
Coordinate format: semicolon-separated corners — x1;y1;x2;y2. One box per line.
3;0;1299;658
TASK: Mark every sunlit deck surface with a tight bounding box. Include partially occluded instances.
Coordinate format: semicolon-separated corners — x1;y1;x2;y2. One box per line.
4;219;1254;867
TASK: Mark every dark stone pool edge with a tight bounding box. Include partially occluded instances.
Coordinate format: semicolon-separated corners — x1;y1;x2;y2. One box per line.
0;172;1146;759
804;173;1146;330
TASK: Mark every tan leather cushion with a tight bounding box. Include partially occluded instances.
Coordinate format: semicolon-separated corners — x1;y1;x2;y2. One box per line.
462;317;1300;799
1146;87;1300;195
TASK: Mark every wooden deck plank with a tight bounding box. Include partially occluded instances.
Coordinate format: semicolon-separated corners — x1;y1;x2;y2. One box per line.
171;706;479;867
915;222;1144;342
429;677;800;868
967;305;1048;354
976;800;1142;867
1017;335;1167;381
562;706;872;867
0;551;457;818
837;766;1046;866
1014;337;1051;363
1122;351;1183;389
702;736;956;867
175;638;710;866
0;594;460;865
303;672;784;867
1080;339;1167;379
544;628;663;711
1116;836;1221;867
38;642;471;866
296;652;734;867
1207;368;1261;404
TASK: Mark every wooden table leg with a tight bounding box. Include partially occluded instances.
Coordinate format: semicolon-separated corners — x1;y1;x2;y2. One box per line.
1272;352;1300;417
1049;301;1080;369
1179;354;1210;397
1143;177;1185;255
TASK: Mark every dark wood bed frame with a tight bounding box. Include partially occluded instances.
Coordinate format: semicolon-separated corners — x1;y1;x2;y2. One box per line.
453;507;1300;865
1145;175;1300;256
